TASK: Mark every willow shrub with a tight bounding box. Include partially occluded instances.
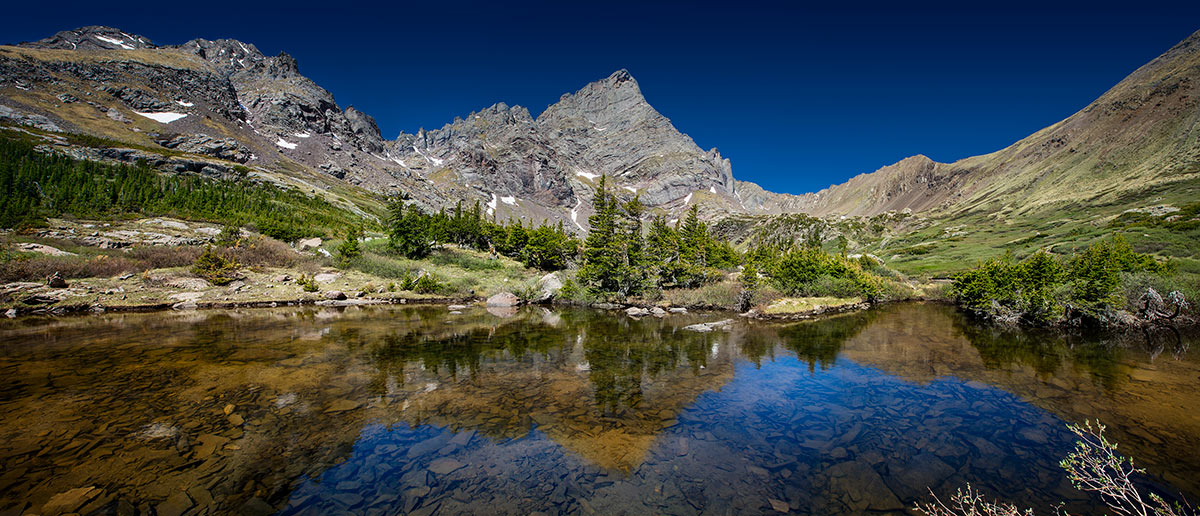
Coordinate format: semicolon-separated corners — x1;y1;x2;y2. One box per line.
769;246;882;300
953;235;1170;324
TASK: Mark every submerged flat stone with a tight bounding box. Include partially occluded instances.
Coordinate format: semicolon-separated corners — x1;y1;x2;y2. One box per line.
428;458;465;475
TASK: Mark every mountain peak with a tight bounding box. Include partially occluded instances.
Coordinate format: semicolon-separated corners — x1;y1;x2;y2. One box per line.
19;26;155;51
605;69;636;85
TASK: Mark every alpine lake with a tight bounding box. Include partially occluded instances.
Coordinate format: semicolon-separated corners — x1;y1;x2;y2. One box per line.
1;302;1197;515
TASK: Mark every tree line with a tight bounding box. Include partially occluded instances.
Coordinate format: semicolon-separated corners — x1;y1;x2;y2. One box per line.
383;175;885;302
0;132;351;240
385;194;579;271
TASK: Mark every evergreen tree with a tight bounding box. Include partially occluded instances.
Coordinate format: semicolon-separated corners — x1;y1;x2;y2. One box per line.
336;225;363;267
579;175;622;294
618;195;648;295
680;205;709;269
387;197;432;259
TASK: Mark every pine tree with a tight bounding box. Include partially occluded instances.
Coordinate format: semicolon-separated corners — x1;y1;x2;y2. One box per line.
619;195;648;295
646;216;681;287
387;197;432;259
336;225;363;267
579;175;622;294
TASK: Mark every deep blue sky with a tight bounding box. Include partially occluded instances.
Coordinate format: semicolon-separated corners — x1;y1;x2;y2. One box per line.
5;2;1200;194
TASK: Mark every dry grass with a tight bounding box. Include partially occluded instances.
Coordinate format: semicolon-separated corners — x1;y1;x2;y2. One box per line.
0;237;312;283
0;254;140;282
762;297;862;314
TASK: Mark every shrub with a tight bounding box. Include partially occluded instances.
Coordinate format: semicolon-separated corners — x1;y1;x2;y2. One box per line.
952;236;1172;324
216;222;242;246
769;246;882;300
415;273;443;294
1070;235;1168;312
556;277;597;305
953;251;1065;324
520;224;574;271
336;226;363;268
917;420;1194;516
387;200;432;259
228;237;305;268
127;246;203;269
191;246;240;286
1120;271;1198;317
298;274;319;292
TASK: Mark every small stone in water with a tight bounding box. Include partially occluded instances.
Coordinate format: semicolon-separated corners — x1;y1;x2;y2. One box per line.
155;491;193;516
42;486;101;514
324;399;361;413
769;498;789;513
429;458;465;475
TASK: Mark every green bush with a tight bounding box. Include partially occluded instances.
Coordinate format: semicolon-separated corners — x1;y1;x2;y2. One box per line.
191;246;240;286
387;199;432;259
298;274;320;292
216;222;242;246
415;273;443;294
952;235;1172;324
769;246;882;300
1069;235;1168;313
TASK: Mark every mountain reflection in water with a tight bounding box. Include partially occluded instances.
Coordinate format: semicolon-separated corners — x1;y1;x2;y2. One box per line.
0;302;1196;515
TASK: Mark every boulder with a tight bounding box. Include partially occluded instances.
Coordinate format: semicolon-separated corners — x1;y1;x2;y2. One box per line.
324;290;347;300
827;461;903;511
668;307;688;314
650;307;667;317
682;319;733;332
313;272;340;283
47;272;68;288
297;238;323;251
625;307;651;317
486;291;520;307
533;272;564;303
17;243;75;256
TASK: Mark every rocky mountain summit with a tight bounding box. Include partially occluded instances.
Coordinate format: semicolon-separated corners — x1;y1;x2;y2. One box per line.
2;27;802;231
386;69;758;225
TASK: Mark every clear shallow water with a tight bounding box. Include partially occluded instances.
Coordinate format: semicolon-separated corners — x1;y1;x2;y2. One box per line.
0;302;1197;515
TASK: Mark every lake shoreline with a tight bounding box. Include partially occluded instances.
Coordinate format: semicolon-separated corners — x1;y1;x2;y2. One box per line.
5;278;1195;336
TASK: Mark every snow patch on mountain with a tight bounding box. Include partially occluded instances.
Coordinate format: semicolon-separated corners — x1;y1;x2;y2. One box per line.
134;111;187;123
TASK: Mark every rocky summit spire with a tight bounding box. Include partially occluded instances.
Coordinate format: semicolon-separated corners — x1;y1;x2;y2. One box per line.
534;70;736;208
